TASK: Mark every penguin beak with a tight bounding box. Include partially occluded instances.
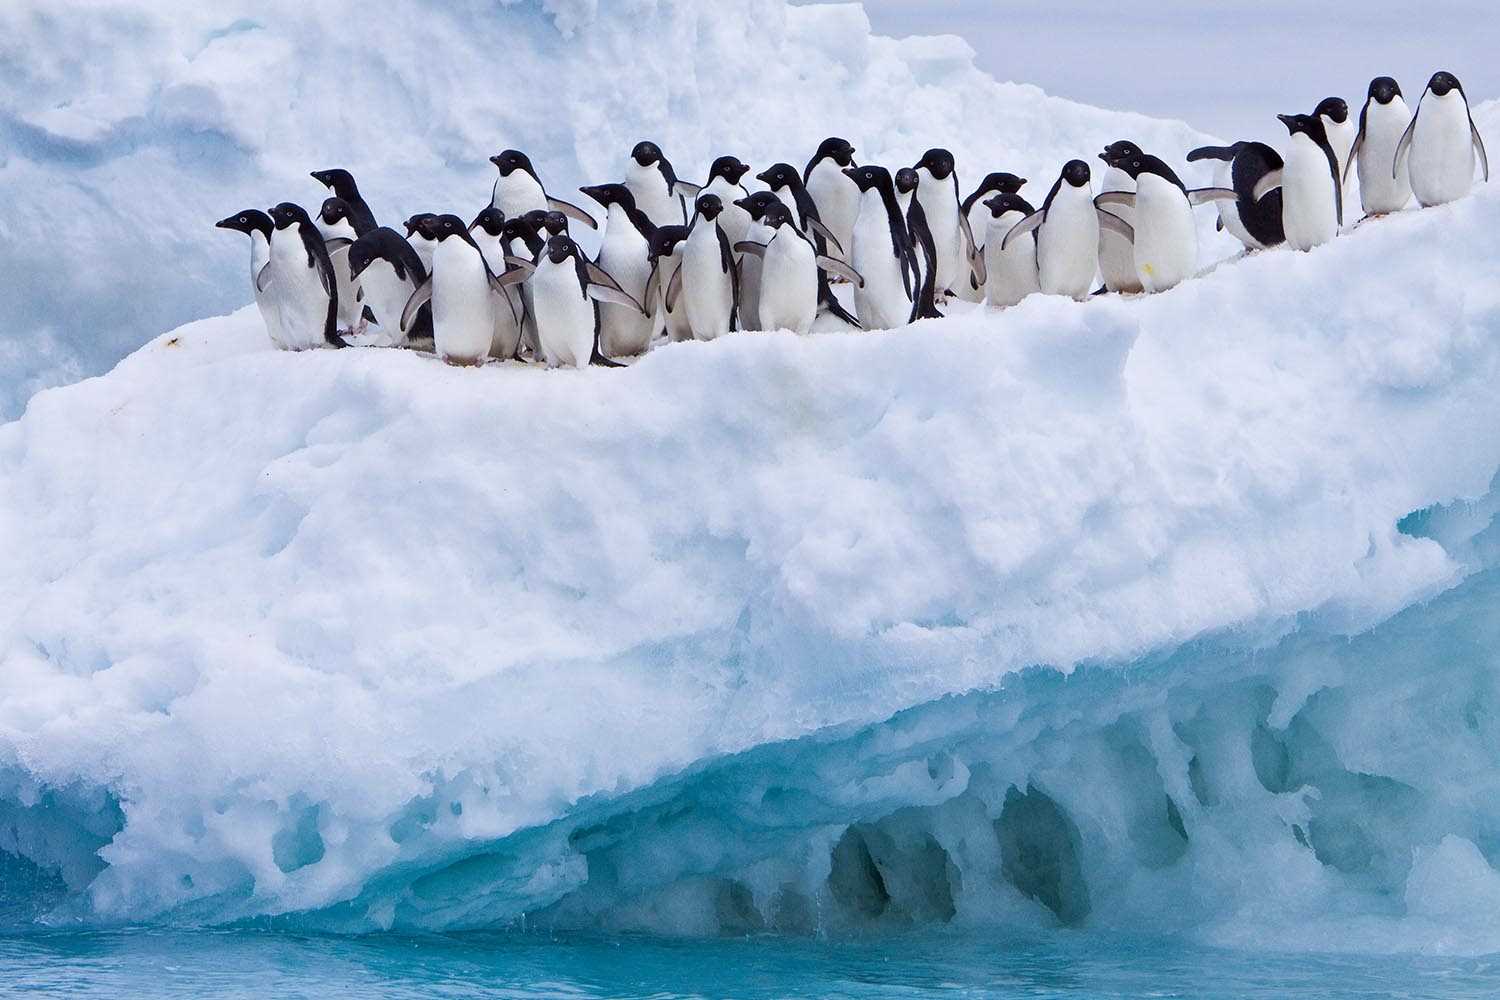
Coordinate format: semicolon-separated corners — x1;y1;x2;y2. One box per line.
842;168;858;181
489;154;504;167
214;216;235;230
1277;114;1296;129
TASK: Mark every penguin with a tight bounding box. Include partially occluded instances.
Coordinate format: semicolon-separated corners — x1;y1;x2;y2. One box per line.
676;156;753;254
1185;142;1286;250
1257;114;1343;251
644;225;693;344
580;183;658;357
666;194;739;341
754;162;862;328
957;172;1026;301
397;214;518;366
310;168;377;233
264;202;346;350
489;149;598;230
1315;97;1357;215
214;208;282;348
346;227;432;348
404;213;440;273
843;164;922;329
803;137;861;265
1094;155;1235;293
495;235;641;368
316;197;375;336
894;168;943;320
1346;77;1414;217
1096;140;1144;294
468;207;526;360
1001;160;1120;301
980;193;1040;309
912;148;979;301
733;191;783;331
626;140;686;227
501;214;545;360
1395;71;1489;208
733;201;865;335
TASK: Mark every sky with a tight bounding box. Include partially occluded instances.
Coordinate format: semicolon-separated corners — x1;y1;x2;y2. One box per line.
836;0;1500;143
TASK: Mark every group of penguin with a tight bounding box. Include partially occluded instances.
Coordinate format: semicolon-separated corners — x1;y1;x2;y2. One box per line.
216;71;1488;368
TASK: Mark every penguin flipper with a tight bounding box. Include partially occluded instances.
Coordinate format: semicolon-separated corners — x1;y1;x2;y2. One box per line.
503;256;537;274
1344;126;1365;186
664;264;684;313
362;305;377;324
401;277;433;334
1471;117;1489;182
733;241;768;258
256;263;273;293
673;181;703;200
1216;216;1225;232
1186;145;1237;163
1001;210;1045;252
587;282;647;317
806;218;844;257
816;255;864;289
644;264;661;313
1393;115;1418;180
1252;170;1284;202
584;261;628;295
969;245;987;287
1094;191;1136;210
958;210;978;263
324;237;354;252
1096;210;1135;244
1186;187;1238;206
547;197;598;230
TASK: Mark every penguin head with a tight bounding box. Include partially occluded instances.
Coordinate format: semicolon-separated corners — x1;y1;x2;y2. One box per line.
708;156;750;185
695;194;725;221
632;141;664;167
319;197;352;227
756;163;800;192
1277;113;1329;144
1368;77;1402;104
346;238;379;282
541;211;569;236
310;168;358;197
432;214;470;242
648;225;689;262
842;164;893;194
1427;71;1463;98
268;202;312;230
544;234;579;264
894;167;920;195
983;193;1034;219
1314;97;1349;124
404;213;439;240
489;149;536;178
1061;160;1092;188
580;183;638;211
914;148;955;181
734;191;782;222
1100;141;1142;168
1112;153;1176;184
502;215;537;244
974;172;1026;197
470;206;506;237
761;202;796;231
815;137;857;168
215;208;272;237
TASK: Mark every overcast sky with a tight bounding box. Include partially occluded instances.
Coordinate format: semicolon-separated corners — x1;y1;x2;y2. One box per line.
835;0;1500;143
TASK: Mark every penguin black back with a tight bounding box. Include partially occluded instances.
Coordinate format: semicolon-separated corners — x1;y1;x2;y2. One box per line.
961;172;1026;215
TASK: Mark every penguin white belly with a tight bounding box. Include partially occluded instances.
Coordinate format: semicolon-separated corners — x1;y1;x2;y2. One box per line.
1037;192;1100;301
431;241;495;365
1408;95;1476;207
739;220;773;331
596;213;653;357
704;179;751;251
983;211;1039;308
530;261;595;368
503;237;541;360
1098;166;1141;293
806;160;859;263
772;189;799;224
915;176;963;295
954;204;989;302
1282;136;1340;251
249;232;284;348
1210;158;1259;250
358;260;415;346
658;252;693;343
850;204;912;330
626;162;679;227
758;233;819;335
680;224;734;340
492;171;548;217
409;236;435;275
267;233;331;351
1357;99;1414;216
317;220;364;333
1132;175;1197;293
1324;118;1357;222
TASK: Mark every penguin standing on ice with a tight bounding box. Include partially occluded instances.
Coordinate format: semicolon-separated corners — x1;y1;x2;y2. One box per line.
1347;77;1414;217
645;225;693;343
912;148;979;301
580;183;658;357
734;201;864;335
1002;160;1119;301
894;168;943;320
1094;155;1235;293
489;149;598;230
1096;140;1144;294
844;164;922;329
676;156;754;256
347;227;432;348
981;193;1040;308
496;236;642;368
804;137;861;265
754;162;862;328
667;194;739;340
1185;142;1286;250
398;214;515;366
1256;114;1343;251
957;172;1025;301
310;168;378;232
468;207;526;360
265;202;346;350
733;191;783;330
501;215;545;359
215;208;282;347
404;214;440;273
626;140;685;227
316;197;375;336
1314;97;1357;215
1396;71;1489;208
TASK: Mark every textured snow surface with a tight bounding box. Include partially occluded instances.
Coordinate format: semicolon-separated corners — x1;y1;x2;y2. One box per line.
3;175;1500;947
0;0;1227;418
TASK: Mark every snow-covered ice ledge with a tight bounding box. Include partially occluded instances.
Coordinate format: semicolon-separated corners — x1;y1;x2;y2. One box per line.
2;185;1500;948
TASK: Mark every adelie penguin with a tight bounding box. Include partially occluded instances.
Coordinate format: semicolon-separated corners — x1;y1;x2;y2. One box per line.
404;213;440;272
1094;155;1235;293
580;183;658;357
644;225;693;343
489;149;598;230
468;207;526;361
957;172;1025;301
496;235;642;369
1256;114;1343;251
399;214;520;366
626;140;686;227
667;194;739;341
1185;142;1286;251
980;193;1040;309
215;208;281;348
347;227;432;349
733;191;783;331
316;197;375;336
1347;77;1413;217
1314;97;1357;214
1096;141;1145;294
843;164;922;329
755;162;862;329
264;202;346;350
893;168;943;321
912;148;980;302
676;156;754;255
1396;71;1489;208
310;168;378;233
1002;160;1117;301
501;214;545;359
803;137;860;266
734;201;865;335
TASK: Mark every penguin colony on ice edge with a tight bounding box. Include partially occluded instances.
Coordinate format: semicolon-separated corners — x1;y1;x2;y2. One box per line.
216;72;1488;367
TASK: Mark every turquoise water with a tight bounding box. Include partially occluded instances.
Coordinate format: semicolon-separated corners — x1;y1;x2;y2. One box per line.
3;931;1499;998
